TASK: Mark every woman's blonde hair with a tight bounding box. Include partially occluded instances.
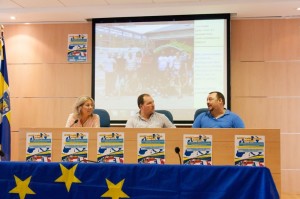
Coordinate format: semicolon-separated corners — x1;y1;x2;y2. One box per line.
73;96;95;117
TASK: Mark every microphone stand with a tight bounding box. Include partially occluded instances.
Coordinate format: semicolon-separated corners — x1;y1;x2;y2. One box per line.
70;119;79;127
175;147;182;165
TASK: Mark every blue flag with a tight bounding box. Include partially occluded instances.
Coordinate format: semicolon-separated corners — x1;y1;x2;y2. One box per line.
0;31;11;161
0;163;279;199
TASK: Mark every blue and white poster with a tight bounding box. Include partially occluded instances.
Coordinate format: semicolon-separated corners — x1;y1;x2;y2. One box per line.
61;132;88;162
97;132;124;163
183;134;212;165
67;34;87;62
26;132;52;162
235;135;265;166
137;133;165;164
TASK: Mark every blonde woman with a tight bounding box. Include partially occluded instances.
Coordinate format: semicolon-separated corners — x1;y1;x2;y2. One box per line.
66;96;100;127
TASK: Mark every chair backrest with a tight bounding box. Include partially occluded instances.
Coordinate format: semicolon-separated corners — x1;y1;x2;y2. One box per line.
156;110;174;123
194;108;209;120
94;109;110;127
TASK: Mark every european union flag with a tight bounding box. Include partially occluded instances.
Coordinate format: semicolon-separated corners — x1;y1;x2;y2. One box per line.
0;162;279;199
0;29;11;161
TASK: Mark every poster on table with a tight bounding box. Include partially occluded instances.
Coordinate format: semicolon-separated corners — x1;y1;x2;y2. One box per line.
183;134;212;165
137;133;165;164
26;132;52;162
67;34;87;62
97;132;124;163
61;132;88;162
234;135;265;166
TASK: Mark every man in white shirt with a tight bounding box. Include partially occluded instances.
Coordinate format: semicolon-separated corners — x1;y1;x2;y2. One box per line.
125;93;176;128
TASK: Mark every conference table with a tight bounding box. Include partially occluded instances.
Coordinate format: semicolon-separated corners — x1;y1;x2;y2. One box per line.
0;162;279;199
12;127;280;198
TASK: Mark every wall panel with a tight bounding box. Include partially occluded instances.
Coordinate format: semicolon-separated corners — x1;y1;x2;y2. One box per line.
231;20;265;61
281;170;300;194
264;19;300;61
281;134;300;169
231;19;300;194
11;98;74;130
232;61;300;96
5;24;92;63
232;97;300;133
9;63;91;97
231;97;285;129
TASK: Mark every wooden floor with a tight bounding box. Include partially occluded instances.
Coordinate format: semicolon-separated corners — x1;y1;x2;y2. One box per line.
282;194;300;199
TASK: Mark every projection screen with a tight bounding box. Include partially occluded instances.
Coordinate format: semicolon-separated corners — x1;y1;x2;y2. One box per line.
92;14;230;124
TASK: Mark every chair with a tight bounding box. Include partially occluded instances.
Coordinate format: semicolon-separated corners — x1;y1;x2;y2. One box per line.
194;108;208;120
156;110;174;123
94;109;110;127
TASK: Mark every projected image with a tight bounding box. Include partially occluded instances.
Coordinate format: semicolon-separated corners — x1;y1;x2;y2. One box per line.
95;22;193;98
93;16;228;121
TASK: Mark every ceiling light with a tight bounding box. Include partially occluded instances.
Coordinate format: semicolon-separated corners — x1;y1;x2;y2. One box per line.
10;16;16;20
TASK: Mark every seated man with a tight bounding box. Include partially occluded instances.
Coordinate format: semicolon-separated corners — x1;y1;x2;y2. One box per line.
125;93;176;128
193;91;244;128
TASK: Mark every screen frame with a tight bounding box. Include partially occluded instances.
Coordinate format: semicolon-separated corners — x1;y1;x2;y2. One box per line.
92;13;231;125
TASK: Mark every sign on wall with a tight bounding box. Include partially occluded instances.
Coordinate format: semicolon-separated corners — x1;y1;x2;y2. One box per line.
67;34;87;62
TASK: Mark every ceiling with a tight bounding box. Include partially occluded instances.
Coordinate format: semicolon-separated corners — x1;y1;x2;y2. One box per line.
1;0;300;24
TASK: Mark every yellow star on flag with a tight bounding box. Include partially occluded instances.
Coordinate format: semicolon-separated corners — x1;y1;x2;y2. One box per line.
55;163;81;192
101;178;129;199
9;175;35;199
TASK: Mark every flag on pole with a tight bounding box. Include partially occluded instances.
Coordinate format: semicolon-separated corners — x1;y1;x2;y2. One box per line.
0;27;11;161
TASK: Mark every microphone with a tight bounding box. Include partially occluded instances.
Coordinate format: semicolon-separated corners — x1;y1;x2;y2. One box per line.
70;119;78;127
174;147;182;165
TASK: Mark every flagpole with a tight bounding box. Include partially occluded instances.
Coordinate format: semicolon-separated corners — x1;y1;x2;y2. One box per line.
0;25;4;38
